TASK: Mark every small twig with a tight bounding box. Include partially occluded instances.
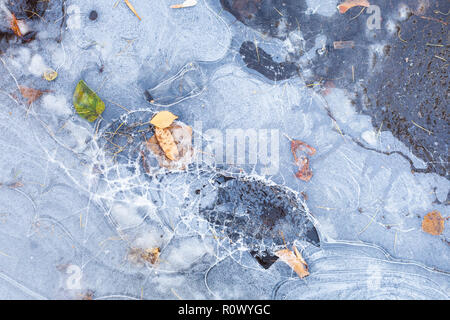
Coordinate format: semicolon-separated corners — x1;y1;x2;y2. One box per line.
273;7;283;17
411;120;433;135
349;7;366;21
419;15;448;26
426;43;444;47
397;26;408;43
434;55;447;62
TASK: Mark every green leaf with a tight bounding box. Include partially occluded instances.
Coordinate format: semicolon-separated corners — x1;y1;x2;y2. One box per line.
73;80;105;122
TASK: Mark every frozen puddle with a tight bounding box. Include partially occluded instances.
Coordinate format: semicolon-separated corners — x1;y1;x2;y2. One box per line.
0;0;448;299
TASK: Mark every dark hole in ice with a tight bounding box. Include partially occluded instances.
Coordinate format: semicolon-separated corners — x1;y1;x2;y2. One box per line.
250;250;279;269
89;10;98;21
198;175;320;269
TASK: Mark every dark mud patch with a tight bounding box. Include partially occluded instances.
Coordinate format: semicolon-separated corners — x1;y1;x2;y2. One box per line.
198;175;320;258
359;6;449;178
239;41;299;81
221;0;449;178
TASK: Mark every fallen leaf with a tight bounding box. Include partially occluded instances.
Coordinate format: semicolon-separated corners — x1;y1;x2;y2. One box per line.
147;122;193;169
10;13;22;37
275;246;309;278
73;80;105;122
150;111;178;129
422;210;445;235
171;0;198;9
124;0;141;20
291;140;316;182
337;0;370;14
43;69;58;81
154;127;179;161
19;86;48;105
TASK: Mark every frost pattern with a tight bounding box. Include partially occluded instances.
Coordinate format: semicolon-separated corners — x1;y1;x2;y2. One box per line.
0;0;448;299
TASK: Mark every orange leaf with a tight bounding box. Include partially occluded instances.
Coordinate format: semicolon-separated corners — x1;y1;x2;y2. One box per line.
422;210;445;235
275;247;309;279
19;86;48;105
147;123;193;170
154;127;179;161
10;13;23;37
337;0;370;14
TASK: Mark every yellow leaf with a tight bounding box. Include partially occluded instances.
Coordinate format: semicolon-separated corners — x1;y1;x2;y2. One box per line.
422;210;445;236
275;247;310;279
171;0;198;9
150;111;178;129
43;69;58;81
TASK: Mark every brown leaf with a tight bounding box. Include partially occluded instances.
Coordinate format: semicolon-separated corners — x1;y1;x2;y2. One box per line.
19;86;48;105
275;246;310;279
154;127;179;161
337;0;370;14
422;210;445;235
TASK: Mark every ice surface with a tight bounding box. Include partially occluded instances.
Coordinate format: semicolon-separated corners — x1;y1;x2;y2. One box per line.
0;0;448;299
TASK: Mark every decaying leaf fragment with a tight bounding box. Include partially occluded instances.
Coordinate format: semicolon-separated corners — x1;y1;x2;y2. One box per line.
128;247;160;265
333;40;355;49
291;140;316;182
422;210;445;235
73;80;105;122
171;0;198;9
19;86;48;105
150;111;178;129
337;0;370;14
275;246;309;279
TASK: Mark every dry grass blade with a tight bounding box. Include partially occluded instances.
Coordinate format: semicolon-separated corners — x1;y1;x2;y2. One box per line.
124;0;141;20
